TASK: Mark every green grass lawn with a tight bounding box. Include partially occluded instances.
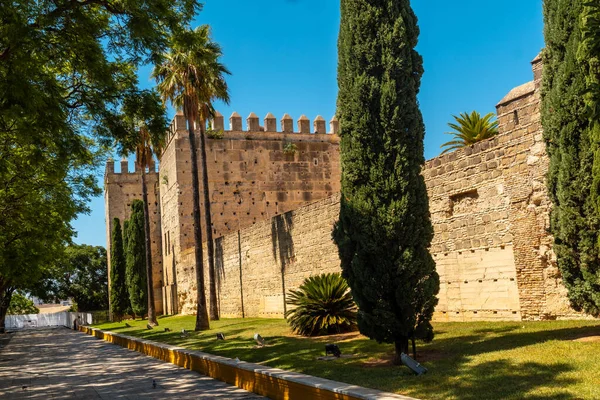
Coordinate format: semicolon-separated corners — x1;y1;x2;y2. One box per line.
94;316;600;400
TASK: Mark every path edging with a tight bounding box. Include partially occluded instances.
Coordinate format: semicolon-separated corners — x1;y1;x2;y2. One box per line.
78;326;418;400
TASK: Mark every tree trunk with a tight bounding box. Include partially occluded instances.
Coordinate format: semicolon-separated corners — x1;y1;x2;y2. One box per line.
393;336;409;365
141;168;158;326
198;119;219;320
185;99;210;331
0;285;15;334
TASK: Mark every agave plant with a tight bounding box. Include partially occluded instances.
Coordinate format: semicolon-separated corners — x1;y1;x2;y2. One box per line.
285;273;357;336
440;111;499;154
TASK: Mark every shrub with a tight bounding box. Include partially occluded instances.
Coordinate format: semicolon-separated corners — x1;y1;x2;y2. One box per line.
285;273;357;336
7;292;39;315
206;129;224;139
283;142;297;155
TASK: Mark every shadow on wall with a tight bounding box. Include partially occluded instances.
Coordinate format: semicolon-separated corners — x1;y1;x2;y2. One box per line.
271;212;295;313
215;237;225;314
215;237;225;289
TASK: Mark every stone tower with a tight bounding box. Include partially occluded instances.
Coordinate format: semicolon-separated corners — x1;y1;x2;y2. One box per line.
104;157;163;315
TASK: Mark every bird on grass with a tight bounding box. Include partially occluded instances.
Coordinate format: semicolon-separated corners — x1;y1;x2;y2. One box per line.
125;322;131;327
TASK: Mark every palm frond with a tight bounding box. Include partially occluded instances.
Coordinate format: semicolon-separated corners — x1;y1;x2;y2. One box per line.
285;273;357;337
440;111;499;154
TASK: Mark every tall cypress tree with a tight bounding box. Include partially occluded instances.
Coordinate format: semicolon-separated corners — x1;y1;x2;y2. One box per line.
110;218;129;321
334;0;439;364
125;200;148;318
543;0;600;316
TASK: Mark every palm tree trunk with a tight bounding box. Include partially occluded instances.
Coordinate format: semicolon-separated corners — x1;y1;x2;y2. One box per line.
198;119;219;320
141;167;158;326
185;99;210;331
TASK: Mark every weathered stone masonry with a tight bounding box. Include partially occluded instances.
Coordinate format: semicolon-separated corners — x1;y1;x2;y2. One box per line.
105;55;585;321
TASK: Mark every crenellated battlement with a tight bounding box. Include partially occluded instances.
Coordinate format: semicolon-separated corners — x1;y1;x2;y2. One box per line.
219;111;338;135
104;157;158;176
164;110;339;151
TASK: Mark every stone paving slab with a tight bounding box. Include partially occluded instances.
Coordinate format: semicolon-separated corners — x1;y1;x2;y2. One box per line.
0;327;266;399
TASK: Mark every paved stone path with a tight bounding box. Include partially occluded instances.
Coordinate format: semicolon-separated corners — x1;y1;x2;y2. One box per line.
0;327;266;399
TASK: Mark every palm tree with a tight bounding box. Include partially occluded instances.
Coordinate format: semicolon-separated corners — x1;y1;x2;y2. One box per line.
440;111;499;154
152;26;230;329
118;91;167;327
285;273;357;337
133;125;162;327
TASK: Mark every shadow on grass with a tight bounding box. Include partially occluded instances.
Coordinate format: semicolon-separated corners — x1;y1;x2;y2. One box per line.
407;359;575;400
93;318;600;400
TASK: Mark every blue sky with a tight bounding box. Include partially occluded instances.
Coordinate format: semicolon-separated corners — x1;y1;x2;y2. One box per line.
73;0;545;247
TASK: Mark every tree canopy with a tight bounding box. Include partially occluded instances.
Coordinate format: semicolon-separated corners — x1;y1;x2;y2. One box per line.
334;0;439;364
0;0;201;331
126;200;148;318
7;292;39;315
37;244;108;312
542;0;600;316
110;218;129;321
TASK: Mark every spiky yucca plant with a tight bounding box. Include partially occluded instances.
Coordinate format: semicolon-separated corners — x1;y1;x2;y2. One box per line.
440;111;499;154
285;273;357;336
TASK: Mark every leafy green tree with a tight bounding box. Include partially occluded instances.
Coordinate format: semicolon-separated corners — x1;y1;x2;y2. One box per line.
543;0;600;316
285;273;357;336
125;200;148;318
7;292;39;315
153;26;230;328
334;0;440;364
110;218;129;321
440;111;499;154
0;0;200;332
40;244;108;312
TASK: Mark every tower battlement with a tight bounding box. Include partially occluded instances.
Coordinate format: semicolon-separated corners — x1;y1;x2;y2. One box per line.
164;111;339;152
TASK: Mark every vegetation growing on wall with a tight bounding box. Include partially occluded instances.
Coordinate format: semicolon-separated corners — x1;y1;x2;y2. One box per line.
334;0;439;364
440;111;499;154
542;0;600;316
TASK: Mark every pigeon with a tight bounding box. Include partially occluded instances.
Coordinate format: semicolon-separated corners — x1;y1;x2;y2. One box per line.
180;329;189;338
152;379;157;389
164;328;171;332
125;322;131;327
216;333;225;340
147;324;153;330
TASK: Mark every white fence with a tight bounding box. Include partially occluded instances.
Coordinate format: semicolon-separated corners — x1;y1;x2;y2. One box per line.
6;312;92;330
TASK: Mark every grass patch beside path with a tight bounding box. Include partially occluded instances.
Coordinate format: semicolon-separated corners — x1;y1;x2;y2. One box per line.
94;317;600;400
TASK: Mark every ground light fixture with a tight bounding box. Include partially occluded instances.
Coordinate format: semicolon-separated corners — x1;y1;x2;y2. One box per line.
401;353;427;375
254;333;265;347
325;344;341;358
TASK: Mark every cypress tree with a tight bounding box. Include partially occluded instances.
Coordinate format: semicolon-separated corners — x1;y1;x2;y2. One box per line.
333;0;439;364
125;200;148;318
110;218;129;321
543;0;600;316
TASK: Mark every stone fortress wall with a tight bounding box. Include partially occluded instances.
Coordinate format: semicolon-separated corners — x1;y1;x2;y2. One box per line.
105;54;585;320
105;112;341;315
